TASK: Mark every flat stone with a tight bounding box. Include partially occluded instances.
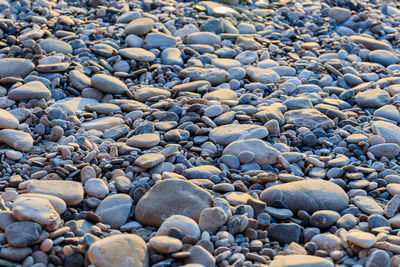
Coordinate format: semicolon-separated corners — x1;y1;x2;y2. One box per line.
182;165;220;179
149;236;182;254
135;179;213;227
180;67;229;86
135;153;164;168
91;74;127;94
368;143;400;158
8;81;51;101
368;50;398;66
37;62;70;73
40;39;72;54
186;32;221;45
84;179;109;199
223;139;280;165
12;197;61;231
0;109;18;129
223;192;258;206
372;120;400;145
161;48;183;66
310;210;340;229
0;211;16;230
355;89;390;108
144;33;176;48
328;7;351;23
0;58;34;79
260;179;349;213
385;195;400;218
82;117;125;132
85;103;120;114
26;180;84;205
0;247;32;262
387;184;400;196
270;255;334;267
353;196;384;215
347;231;376;248
69;70;91;90
127;133;160;148
88;234;149;267
348;35;393;51
311;233;343;252
5;221;42;247
134;87;171;102
16;193;66;214
203;89;237;101
0;129;33;152
246;66;280;83
125;17;154;35
198;207;228;232
365;250;390;267
185;245;216;267
284;109;335;129
269;223;302;244
119;48;156;62
265;207;293;220
374;105;400;122
95;194;132;228
209;124;268;146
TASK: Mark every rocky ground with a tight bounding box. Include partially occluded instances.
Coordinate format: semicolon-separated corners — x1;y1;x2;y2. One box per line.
0;0;400;266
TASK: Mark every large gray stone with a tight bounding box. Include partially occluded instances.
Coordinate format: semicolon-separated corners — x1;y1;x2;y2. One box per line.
135;179;213;227
260;179;349;213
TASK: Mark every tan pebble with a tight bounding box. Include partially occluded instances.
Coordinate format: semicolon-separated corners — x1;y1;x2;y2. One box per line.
40;238;53;252
91;225;102;234
63;245;73;256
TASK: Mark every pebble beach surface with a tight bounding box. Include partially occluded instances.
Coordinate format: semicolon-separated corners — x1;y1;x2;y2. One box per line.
0;0;399;266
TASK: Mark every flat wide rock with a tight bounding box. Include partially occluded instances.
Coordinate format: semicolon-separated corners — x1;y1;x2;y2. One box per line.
270;255;334;267
209;124;269;146
260;179;349;213
26;180;84;205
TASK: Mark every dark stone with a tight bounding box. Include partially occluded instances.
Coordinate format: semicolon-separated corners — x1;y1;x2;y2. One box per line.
268;223;302;245
64;253;84;267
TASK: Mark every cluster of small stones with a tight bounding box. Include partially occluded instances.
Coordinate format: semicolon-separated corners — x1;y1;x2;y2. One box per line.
1;0;400;266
